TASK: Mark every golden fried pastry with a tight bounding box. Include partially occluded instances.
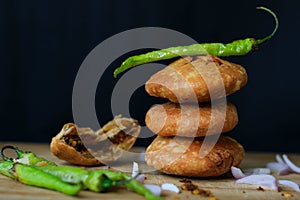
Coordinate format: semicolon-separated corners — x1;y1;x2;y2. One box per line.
145;135;245;177
50;115;140;166
145;102;238;137
145;55;248;103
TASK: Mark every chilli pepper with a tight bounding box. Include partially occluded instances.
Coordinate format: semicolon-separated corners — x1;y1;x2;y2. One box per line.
37;165;162;200
14;163;81;195
113;6;278;78
0;161;81;195
95;169;163;200
36;165;112;192
0;146;162;199
0;160;15;179
1;145;56;166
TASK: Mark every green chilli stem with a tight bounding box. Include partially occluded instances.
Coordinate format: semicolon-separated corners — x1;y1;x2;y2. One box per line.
1;145;23;161
255;6;279;45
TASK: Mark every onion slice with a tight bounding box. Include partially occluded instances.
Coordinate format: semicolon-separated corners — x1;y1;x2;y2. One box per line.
236;174;278;191
231;166;246;179
282;154;300;174
132;162;139;178
266;162;290;175
161;183;180;193
276;154;285;164
144;184;162;197
135;174;145;184
278;180;300;192
131;161;145;183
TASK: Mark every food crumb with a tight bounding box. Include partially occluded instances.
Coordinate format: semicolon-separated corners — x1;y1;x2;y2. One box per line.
192;189;200;195
179;178;192;183
179;180;212;197
242;190;246;193
256;186;265;191
281;192;293;198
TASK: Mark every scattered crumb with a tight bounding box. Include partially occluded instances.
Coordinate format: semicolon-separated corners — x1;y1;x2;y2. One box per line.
281;192;293;198
180;182;198;191
179;178;192;183
192;189;200;195
256;186;265;191
179;179;214;197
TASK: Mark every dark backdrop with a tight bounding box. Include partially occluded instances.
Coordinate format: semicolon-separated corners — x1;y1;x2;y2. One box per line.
1;0;299;153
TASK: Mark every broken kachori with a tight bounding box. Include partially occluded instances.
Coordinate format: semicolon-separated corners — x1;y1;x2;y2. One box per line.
50;115;140;166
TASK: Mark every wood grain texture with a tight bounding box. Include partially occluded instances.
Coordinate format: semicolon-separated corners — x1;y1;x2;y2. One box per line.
0;142;299;200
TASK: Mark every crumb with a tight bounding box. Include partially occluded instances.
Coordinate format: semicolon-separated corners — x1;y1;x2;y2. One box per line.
256;186;265;191
281;192;293;198
179;178;192;183
192;189;200;195
181;182;211;196
242;190;246;193
179;179;214;197
181;182;198;191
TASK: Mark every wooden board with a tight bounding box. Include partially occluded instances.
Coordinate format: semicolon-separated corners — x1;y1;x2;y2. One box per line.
0;142;299;200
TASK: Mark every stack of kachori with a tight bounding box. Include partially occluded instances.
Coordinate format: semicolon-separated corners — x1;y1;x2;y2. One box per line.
144;55;247;177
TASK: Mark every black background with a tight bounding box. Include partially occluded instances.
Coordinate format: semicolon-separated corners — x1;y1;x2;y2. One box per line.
0;0;299;153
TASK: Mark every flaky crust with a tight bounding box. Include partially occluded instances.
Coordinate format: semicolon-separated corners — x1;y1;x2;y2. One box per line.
50;115;141;166
145;102;238;137
50;123;102;165
145;136;245;177
145;55;247;103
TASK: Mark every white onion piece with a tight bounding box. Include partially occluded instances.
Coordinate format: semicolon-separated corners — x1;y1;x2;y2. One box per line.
245;168;271;175
132;162;139;178
267;162;290;175
278;180;300;192
283;154;300;174
14;156;30;165
276;154;285;164
161;183;180;193
231;166;246;179
144;184;162;197
135;174;145;184
236;174;278;191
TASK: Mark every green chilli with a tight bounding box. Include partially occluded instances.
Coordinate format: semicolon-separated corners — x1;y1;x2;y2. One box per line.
1;145;56;166
113;6;278;78
0;146;162;199
38;165;163;200
15;164;81;195
0;161;15;179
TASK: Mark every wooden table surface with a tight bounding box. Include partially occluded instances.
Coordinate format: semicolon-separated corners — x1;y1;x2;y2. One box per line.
0;142;299;200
